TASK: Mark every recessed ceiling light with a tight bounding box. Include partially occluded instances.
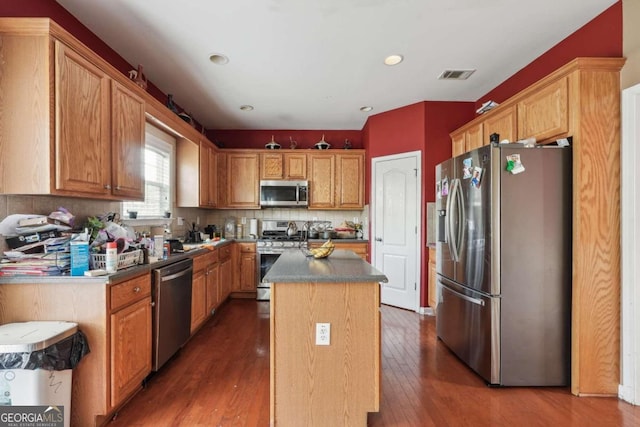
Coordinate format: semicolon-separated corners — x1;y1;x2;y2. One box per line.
209;53;229;65
240;105;254;111
360;106;373;112
384;54;403;66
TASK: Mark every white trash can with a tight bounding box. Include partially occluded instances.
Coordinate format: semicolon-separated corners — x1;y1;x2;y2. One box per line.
0;321;87;427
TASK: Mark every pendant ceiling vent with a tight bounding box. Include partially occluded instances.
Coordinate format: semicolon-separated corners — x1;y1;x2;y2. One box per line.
438;69;476;80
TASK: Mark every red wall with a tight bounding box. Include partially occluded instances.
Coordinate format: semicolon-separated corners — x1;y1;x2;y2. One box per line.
363;102;473;307
0;0;190;122
207;129;362;150
476;1;623;110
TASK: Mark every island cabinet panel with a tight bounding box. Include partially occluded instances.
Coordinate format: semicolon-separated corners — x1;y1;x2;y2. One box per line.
308;153;336;208
271;282;380;426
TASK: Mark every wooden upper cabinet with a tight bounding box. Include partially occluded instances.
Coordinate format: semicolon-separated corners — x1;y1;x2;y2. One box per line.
517;77;569;142
285;153;307;179
0;22;145;200
261;152;307;180
466;123;484;151
308;153;336;209
227;152;260;208
483;105;516;144
261;153;284;179
199;141;218;207
54;40;112;196
217;151;228;207
177;139;218;208
451;123;483;156
335;153;364;209
111;81;145;199
451;132;465;157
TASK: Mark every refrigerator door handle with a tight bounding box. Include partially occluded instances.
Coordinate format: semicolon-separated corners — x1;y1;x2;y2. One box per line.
440;279;485;306
455;178;465;260
448;178;463;261
445;179;456;261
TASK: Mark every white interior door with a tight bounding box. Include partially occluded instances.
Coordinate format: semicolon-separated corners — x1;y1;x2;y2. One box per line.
372;151;420;311
620;82;640;405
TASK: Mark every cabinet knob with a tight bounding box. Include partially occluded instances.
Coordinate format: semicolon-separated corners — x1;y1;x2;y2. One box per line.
116;185;121;190
150;301;156;307
133;286;141;293
104;184;112;190
375;237;382;242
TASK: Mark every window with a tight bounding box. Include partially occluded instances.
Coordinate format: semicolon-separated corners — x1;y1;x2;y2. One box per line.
122;124;175;217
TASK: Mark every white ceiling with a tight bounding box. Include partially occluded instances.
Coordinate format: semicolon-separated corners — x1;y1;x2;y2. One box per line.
55;0;617;130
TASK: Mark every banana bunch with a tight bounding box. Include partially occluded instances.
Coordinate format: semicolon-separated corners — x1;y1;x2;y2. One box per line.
309;239;335;259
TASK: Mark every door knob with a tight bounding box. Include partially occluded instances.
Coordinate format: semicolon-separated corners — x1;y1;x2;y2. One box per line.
375;237;382;242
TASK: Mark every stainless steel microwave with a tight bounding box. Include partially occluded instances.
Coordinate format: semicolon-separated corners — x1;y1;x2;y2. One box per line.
259;180;308;207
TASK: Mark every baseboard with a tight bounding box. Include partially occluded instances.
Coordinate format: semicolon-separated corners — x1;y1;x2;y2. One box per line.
418;306;435;316
619;384;638;405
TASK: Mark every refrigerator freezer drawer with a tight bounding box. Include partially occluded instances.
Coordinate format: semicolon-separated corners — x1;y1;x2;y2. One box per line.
436;276;499;384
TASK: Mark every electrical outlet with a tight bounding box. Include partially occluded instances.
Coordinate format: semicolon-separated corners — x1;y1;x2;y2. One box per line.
177;217;184;226
316;323;330;346
196;216;200;225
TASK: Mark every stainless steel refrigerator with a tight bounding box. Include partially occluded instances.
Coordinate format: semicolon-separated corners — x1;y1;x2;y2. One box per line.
435;143;571;386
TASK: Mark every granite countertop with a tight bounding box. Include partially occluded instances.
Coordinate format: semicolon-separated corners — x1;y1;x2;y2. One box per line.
263;249;387;284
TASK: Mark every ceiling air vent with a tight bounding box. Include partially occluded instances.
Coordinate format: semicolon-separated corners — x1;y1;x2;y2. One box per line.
438;69;476;80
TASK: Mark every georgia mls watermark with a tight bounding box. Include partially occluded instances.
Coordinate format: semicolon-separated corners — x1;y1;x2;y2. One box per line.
0;406;64;427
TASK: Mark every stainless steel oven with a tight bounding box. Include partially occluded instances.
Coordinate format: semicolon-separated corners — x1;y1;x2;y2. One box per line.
256;220;307;301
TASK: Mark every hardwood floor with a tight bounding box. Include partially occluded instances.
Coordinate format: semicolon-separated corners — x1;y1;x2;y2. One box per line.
109;299;640;426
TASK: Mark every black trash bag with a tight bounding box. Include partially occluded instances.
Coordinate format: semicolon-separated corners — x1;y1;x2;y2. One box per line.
0;330;90;371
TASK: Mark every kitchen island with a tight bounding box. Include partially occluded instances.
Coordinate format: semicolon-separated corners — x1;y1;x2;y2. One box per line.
265;249;387;426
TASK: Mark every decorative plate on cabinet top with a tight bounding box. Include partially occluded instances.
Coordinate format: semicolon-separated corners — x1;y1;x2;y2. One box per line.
265;135;281;149
315;134;331;150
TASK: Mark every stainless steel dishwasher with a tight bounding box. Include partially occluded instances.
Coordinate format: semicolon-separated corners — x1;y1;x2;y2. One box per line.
151;258;193;371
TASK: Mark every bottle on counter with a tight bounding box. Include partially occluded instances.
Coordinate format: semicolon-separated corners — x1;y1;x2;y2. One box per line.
163;241;170;260
105;241;118;273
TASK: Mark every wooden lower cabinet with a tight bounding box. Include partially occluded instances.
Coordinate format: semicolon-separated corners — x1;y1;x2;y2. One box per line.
309;241;368;261
192;250;221;331
219;245;233;301
428;247;437;309
237;243;257;293
0;272;156;426
109;274;152;409
191;269;208;333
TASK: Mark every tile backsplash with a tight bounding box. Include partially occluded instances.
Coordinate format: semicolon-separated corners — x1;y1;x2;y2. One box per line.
0;195;369;253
